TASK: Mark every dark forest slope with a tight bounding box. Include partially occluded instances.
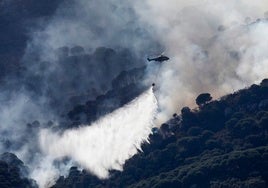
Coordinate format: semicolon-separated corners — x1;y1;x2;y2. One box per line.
51;79;268;188
0;77;267;188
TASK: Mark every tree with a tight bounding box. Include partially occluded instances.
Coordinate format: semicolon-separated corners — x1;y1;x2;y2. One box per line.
196;93;212;106
260;78;268;87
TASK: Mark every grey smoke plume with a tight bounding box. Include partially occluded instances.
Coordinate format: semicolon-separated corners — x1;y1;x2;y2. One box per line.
134;0;268;123
1;0;268;187
21;0;160;114
24;0;158;61
1;1;159;187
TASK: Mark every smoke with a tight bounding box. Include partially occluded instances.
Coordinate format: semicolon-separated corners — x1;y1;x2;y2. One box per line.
1;0;268;187
19;0;161;114
24;0;159;61
0;90;56;153
133;0;268;123
0;1;160;187
35;87;157;187
29;156;73;188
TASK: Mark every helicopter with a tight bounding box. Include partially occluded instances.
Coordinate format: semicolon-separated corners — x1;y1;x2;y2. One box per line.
147;54;169;63
147;54;170;88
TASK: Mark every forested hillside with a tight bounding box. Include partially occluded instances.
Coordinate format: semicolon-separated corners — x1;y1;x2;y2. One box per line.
51;79;268;188
0;66;267;188
1;1;268;188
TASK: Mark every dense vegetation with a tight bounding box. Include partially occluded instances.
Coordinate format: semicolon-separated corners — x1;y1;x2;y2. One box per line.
0;77;267;188
51;78;268;188
66;66;146;127
0;153;37;188
0;2;267;188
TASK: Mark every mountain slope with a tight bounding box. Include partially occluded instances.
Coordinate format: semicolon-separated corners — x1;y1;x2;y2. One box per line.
52;79;268;188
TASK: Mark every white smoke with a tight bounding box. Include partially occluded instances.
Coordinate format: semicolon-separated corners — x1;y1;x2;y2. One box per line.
29;156;67;188
25;0;157;62
35;87;157;187
1;0;268;186
133;0;268;124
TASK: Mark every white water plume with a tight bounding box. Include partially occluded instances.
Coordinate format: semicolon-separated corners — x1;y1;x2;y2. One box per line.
37;87;157;187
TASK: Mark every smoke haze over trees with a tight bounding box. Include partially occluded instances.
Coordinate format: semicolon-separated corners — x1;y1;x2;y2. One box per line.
0;0;268;187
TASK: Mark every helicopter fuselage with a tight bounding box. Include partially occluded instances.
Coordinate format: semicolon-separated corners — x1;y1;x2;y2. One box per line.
147;55;169;62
